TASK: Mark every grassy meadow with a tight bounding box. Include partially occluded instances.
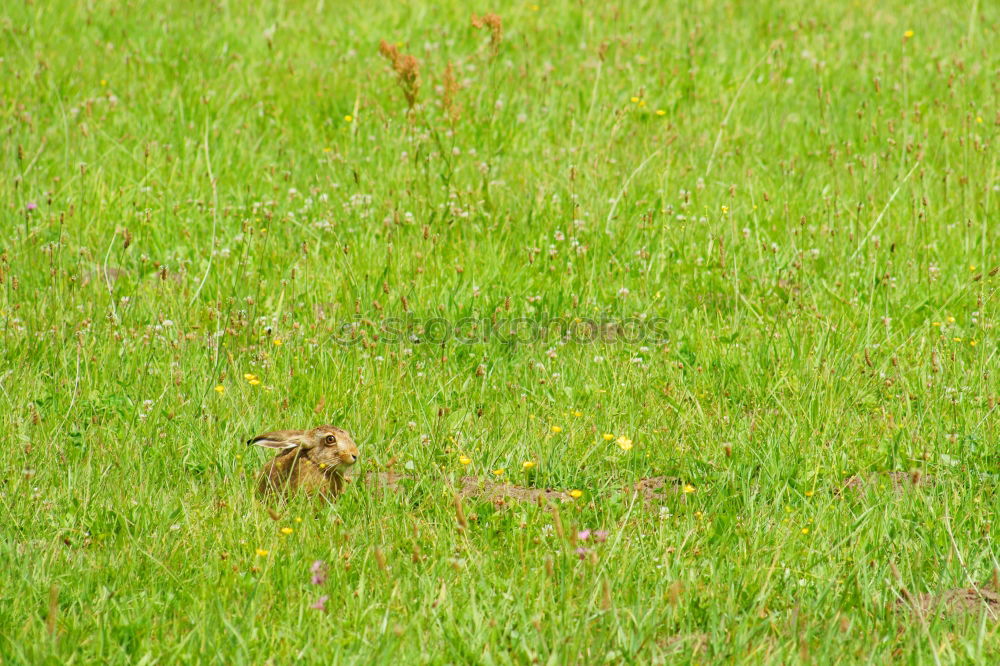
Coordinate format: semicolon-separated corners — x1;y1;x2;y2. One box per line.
2;0;999;662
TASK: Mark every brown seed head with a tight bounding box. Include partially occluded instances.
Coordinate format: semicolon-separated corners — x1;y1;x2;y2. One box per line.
379;40;420;108
471;13;503;56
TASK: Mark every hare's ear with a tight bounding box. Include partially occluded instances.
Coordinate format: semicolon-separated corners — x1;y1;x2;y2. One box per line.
247;430;301;450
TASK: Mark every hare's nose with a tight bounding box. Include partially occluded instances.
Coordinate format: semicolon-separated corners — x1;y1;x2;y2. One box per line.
343;453;357;464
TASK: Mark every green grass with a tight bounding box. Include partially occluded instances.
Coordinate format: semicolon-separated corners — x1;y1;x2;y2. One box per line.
2;0;999;662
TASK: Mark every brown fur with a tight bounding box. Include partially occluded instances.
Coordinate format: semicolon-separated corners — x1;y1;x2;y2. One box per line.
248;425;359;500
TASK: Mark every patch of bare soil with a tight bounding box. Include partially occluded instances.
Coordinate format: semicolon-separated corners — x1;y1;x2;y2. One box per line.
839;471;931;495
360;472;575;506
629;476;683;503
81;266;128;286
81;266;184;287
899;585;1000;621
361;473;688;507
360;471;412;494
458;476;574;505
657;632;709;655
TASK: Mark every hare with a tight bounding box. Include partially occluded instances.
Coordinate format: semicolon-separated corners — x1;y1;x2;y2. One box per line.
248;425;359;500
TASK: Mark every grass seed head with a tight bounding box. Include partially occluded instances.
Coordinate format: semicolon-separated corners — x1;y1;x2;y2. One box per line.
46;585;58;636
454;495;468;530
667;581;683;604
551;507;564;541
601;579;613;610
441;62;462;124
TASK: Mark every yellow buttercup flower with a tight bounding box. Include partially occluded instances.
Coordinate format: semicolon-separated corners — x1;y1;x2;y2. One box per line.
522;461;536;470
616;436;633;451
459;456;472;465
682;484;695;494
569;489;583;499
602;433;614;441
280;527;293;535
256;548;269;557
492;468;505;476
551;426;563;433
214;385;225;394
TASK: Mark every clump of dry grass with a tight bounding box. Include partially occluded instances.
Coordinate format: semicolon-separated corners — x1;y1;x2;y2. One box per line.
471;13;503;56
441;62;461;124
378;40;420;108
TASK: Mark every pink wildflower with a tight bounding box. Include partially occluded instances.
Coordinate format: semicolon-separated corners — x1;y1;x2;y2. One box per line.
310;560;327;585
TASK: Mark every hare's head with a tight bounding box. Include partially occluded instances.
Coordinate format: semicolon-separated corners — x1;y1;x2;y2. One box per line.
248;425;359;471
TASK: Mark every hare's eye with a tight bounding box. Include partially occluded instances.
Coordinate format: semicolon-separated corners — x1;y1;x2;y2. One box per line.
325;435;336;444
